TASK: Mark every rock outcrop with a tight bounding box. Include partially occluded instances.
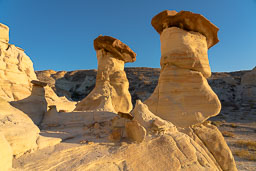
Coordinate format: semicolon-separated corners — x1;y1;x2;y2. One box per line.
192;123;237;171
0;97;40;158
144;10;221;128
75;35;136;113
0;24;37;102
241;67;256;104
0;24;76;125
10;80;48;125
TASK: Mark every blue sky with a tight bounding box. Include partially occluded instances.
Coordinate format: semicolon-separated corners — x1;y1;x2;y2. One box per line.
0;0;255;72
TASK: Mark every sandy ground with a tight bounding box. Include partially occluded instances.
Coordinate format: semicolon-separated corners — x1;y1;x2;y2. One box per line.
210;105;256;171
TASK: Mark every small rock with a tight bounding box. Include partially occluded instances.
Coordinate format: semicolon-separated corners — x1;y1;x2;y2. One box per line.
94;122;100;129
125;120;146;143
108;128;122;142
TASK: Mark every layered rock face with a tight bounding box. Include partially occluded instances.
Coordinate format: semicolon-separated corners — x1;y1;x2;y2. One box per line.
0;24;76;125
75;36;136;113
145;10;221;128
0;24;37;102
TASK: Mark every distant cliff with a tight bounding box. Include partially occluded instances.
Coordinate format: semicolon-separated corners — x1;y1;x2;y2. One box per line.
36;67;256;109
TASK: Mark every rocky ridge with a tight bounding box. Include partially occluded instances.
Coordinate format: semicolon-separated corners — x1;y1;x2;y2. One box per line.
36;67;255;110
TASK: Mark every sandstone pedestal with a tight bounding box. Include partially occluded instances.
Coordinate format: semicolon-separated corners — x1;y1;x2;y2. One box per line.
145;10;221;128
75;36;136;113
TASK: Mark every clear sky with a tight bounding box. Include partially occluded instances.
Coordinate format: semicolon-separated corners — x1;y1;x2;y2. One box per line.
0;0;255;72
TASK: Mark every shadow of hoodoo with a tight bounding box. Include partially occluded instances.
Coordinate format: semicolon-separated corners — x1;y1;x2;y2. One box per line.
11;80;48;125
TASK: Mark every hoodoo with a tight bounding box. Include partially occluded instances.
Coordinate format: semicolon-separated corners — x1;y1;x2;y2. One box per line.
145;10;221;127
75;35;136;113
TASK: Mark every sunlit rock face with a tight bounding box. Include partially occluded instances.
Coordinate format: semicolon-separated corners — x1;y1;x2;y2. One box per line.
0;24;76;125
75;35;136;113
0;25;37;101
0;23;9;43
144;10;221;128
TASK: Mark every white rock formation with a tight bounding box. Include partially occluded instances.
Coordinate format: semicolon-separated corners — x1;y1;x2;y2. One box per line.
0;34;37;102
75;35;136;113
131;100;177;133
0;24;76;125
0;97;40;158
145;10;221;128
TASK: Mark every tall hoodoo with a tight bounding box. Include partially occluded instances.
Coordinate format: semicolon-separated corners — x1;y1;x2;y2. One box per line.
145;10;221;127
75;35;136;113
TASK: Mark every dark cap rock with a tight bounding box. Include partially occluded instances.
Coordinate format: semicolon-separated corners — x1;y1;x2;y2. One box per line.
151;10;219;49
31;80;47;87
94;35;136;63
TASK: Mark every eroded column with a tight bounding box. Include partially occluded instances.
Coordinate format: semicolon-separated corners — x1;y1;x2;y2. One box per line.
75;35;136;113
145;10;221;128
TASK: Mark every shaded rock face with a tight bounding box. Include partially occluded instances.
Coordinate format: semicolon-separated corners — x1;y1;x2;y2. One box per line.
75;36;136;113
0;97;40;158
10;84;47;125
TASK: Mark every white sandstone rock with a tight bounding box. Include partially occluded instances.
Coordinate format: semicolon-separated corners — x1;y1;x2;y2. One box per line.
0;97;40;157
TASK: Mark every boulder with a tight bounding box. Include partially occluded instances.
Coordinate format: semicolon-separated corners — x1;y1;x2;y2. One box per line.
191;123;237;171
131;100;177;133
125;120;146;143
75;35;136;113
